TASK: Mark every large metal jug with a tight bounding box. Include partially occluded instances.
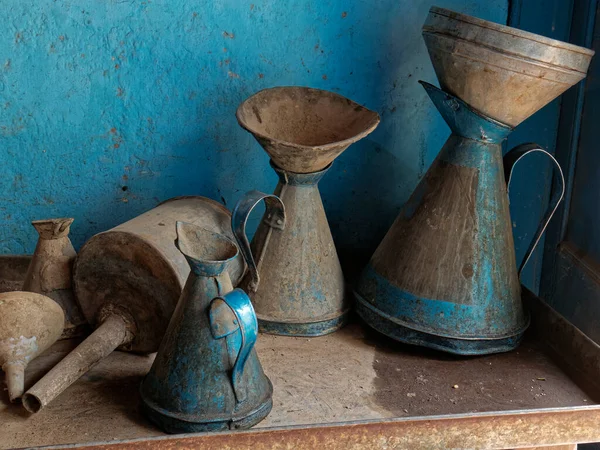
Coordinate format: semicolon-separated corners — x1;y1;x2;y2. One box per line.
235;87;380;336
140;222;272;433
355;6;594;355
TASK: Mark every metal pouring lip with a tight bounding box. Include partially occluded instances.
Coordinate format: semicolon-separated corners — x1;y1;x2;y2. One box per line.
426;6;595;61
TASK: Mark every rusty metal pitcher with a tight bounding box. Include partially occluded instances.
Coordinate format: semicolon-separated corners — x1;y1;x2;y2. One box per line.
355;7;594;355
235;87;380;336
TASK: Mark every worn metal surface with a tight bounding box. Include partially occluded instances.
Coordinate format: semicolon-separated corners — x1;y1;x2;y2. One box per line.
22;313;134;413
36;408;600;450
23;198;245;413
73;196;245;354
233;168;348;336
230;190;286;293
356;84;528;355
140;222;272;433
423;6;594;127
234;87;378;336
0;298;597;448
22;218;87;339
354;14;591;355
236;87;380;173
0;291;64;402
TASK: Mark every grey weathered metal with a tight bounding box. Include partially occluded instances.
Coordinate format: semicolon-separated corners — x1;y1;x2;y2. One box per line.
235;88;379;336
22;218;87;339
423;6;595;126
22;197;245;412
355;8;594;355
73;196;245;351
0;291;64;402
236;86;380;173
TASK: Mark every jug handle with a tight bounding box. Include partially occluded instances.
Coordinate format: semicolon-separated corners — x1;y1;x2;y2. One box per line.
504;143;565;277
209;288;258;403
231;190;286;292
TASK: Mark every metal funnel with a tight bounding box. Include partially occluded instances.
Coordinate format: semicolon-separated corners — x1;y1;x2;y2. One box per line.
423;6;594;127
236;86;380;173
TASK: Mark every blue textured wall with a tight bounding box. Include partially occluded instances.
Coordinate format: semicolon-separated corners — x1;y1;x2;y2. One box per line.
0;1;507;262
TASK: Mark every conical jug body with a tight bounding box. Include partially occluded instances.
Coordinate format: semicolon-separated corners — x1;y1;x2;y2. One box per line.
235;87;379;336
140;222;272;433
356;83;568;355
355;7;592;355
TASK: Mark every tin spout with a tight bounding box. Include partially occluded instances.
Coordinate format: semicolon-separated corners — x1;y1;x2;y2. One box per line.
22;312;135;413
4;361;26;402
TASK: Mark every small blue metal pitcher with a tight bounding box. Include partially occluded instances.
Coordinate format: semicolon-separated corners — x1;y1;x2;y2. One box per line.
139;221;273;433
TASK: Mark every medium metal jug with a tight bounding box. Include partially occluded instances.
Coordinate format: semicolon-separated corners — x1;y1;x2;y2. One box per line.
235;87;380;336
355;6;594;355
140;222;273;433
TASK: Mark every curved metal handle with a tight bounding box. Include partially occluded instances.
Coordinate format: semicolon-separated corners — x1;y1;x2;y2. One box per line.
231;190;285;292
209;288;258;403
504;143;565;277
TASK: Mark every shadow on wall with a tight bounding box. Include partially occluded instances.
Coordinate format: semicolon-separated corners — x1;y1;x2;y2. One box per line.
0;0;508;260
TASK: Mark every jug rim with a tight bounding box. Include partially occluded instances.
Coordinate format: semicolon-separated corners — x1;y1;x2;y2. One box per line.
426;6;595;58
236;85;380;151
175;221;239;270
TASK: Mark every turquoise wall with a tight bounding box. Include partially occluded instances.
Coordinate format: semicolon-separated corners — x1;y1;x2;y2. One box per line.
0;2;509;265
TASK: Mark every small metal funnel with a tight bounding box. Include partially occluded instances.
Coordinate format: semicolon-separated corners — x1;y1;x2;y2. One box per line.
423;6;595;126
0;292;64;402
236;86;380;173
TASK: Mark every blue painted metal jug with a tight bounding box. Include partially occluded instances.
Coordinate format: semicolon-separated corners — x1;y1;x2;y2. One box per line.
356;83;565;355
139;221;273;433
353;6;594;355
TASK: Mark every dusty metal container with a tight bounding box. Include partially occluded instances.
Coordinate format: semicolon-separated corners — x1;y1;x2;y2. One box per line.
140;222;272;433
22;218;87;339
355;6;594;355
22;196;245;413
73;196;245;352
422;6;594;126
236;87;380;336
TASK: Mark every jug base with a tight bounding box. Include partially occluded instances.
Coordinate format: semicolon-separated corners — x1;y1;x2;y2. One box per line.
258;310;350;337
354;292;528;355
140;396;273;434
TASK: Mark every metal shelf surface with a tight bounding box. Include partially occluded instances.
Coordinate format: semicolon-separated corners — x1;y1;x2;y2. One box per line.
1;291;599;449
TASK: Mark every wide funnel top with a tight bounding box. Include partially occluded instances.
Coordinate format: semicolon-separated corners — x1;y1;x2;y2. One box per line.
423;6;594;126
236;86;380;173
